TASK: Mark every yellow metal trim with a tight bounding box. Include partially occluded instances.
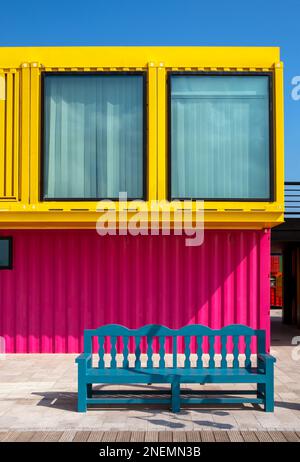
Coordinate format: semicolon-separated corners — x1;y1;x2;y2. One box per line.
29;63;41;204
0;210;284;230
20;63;30;204
13;71;20;199
274;62;284;205
147;62;157;201
0;47;280;69
157;64;166;200
0;200;283;212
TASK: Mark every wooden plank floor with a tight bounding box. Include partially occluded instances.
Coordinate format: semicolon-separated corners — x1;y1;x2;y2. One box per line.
0;431;299;442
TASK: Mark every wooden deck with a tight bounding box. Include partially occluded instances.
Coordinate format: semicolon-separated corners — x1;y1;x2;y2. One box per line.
0;430;300;442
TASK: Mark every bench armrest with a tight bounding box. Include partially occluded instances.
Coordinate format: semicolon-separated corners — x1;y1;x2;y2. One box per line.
258;353;276;374
75;353;92;364
258;353;276;364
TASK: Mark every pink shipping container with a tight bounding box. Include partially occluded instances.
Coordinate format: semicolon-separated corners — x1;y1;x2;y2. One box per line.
0;229;270;353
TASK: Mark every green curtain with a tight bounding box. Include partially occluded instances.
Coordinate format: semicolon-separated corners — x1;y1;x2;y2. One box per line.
44;74;144;199
170;75;270;199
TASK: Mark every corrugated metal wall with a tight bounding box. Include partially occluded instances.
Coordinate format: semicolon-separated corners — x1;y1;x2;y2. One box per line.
0;229;270;353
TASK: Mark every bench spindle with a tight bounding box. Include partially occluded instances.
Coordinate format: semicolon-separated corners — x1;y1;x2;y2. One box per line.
245;335;252;369
196;335;203;368
221;335;227;368
184;336;191;368
173;336;177;368
110;336;117;368
159;336;165;368
233;335;239;368
209;336;215;368
147;335;154;368
98;336;105;368
123;336;129;368
135;336;141;369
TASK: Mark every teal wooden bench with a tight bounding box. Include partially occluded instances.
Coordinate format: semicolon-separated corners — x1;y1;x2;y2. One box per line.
75;324;276;413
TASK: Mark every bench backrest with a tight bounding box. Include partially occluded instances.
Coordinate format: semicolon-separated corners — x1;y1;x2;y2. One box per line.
83;324;266;369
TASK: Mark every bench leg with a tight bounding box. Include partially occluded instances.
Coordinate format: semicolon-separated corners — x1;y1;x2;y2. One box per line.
78;377;87;412
171;378;180;413
257;383;264;398
264;379;274;412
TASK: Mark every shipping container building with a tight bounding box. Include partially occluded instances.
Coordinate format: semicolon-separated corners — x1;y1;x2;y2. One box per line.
0;47;284;352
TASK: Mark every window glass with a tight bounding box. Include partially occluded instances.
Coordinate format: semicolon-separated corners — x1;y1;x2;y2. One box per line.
43;74;145;200
170;75;271;200
0;238;12;269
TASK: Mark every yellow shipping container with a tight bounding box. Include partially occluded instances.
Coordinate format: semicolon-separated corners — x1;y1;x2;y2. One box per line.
0;46;284;229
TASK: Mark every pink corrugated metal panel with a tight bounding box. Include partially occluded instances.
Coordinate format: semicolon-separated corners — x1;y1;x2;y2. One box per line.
0;229;270;353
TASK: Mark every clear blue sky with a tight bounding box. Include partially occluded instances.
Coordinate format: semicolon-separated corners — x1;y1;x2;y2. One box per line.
0;0;299;180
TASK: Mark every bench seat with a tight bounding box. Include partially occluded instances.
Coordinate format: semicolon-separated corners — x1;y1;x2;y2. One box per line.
85;367;268;383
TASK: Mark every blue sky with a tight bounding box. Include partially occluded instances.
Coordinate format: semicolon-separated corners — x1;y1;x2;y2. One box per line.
0;0;299;179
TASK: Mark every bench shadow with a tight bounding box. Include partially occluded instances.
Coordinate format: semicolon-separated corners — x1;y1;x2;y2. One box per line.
132;408;236;429
32;391;78;412
30;391;241;430
134;417;234;430
31;389;281;416
274;400;300;411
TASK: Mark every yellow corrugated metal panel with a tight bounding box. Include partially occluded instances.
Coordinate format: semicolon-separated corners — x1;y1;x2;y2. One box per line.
0;70;20;201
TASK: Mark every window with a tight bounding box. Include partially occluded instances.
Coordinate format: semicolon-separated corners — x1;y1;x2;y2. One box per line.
169;73;272;200
0;237;12;269
43;73;146;200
